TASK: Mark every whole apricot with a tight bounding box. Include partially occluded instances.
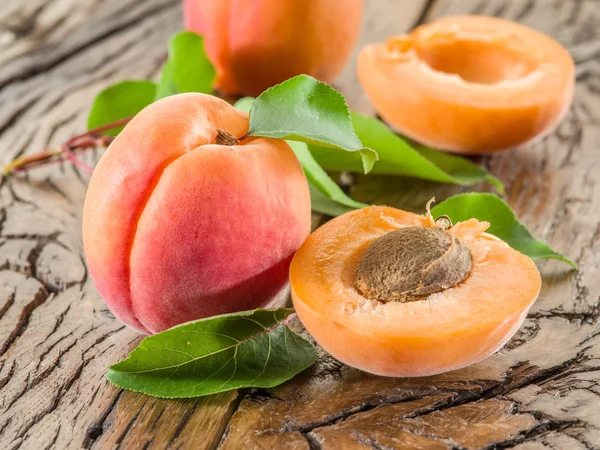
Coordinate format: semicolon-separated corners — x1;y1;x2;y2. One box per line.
290;205;541;377
183;0;364;96
358;15;574;154
83;93;311;334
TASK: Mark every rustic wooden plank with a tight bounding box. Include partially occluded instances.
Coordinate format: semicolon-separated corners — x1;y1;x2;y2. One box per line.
218;0;600;448
2;0;599;449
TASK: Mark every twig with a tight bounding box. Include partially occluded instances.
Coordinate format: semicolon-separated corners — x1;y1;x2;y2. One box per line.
1;117;132;176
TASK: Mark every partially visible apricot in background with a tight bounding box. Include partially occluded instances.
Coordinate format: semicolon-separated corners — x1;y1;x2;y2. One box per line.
83;94;311;334
290;205;541;377
184;0;364;96
358;16;575;154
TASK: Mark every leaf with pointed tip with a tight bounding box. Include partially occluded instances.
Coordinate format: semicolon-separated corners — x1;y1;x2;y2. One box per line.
310;113;503;193
87;80;156;136
247;75;378;173
234;97;366;215
107;309;316;399
432;193;575;268
309;183;359;217
289;140;367;213
155;31;215;99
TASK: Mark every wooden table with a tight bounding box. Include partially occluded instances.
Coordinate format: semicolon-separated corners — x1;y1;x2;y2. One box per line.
1;0;599;448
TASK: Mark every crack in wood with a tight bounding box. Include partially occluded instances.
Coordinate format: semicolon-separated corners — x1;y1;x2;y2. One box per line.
169;400;197;443
303;431;325;450
27;339;79;393
480;417;582;450
0;0;176;93
0;208;6;236
0;284;49;356
3;372;30;413
42;303;73;342
82;389;125;449
42;424;61;450
15;357;88;440
113;407;143;449
0;97;40;141
0;360;16;391
351;434;397;450
0;291;16;321
1;0;599;448
283;389;449;434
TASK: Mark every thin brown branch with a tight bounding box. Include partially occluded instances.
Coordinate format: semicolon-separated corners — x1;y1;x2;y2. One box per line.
2;117;132;176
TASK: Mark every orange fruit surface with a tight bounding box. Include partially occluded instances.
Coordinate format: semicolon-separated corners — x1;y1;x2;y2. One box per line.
358;15;574;154
83;94;311;334
184;0;364;96
290;206;541;377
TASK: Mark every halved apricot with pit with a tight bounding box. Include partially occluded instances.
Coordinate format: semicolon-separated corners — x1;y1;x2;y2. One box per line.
290;205;541;377
357;15;575;154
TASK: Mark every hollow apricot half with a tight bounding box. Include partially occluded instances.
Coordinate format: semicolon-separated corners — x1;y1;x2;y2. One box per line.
290;206;541;377
357;15;575;154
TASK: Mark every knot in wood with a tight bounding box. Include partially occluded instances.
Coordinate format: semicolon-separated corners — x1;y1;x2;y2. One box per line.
354;226;472;303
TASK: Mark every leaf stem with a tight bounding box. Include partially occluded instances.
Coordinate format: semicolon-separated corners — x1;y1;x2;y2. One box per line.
2;117;133;176
61;143;94;174
284;312;298;325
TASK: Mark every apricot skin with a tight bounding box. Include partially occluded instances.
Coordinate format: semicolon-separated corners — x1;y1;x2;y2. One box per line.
290;206;541;377
357;16;575;154
183;0;364;96
82;93;311;335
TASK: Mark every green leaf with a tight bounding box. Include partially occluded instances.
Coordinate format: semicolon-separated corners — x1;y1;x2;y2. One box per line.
234;96;255;113
290;140;367;213
246;75;378;173
432;193;576;268
234;97;366;215
87;80;156;136
107;309;316;399
310;113;503;193
417;146;503;193
309;183;358;217
155;31;215;100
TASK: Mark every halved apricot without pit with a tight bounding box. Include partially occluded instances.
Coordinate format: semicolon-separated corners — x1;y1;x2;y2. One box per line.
358;15;575;154
290;205;541;377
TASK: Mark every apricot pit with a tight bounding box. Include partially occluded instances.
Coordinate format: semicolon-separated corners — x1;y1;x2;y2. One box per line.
354;223;472;303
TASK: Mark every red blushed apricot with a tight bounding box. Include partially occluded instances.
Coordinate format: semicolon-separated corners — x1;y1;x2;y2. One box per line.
184;0;364;96
82;94;311;334
358;15;574;154
290;206;541;377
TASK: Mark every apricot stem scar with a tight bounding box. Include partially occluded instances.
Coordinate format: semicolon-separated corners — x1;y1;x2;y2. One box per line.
215;129;240;146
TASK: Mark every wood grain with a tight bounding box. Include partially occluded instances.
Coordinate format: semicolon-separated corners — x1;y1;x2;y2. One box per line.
0;0;599;449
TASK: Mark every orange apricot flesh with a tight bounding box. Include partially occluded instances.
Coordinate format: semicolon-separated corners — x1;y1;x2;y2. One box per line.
290;206;541;377
357;15;575;154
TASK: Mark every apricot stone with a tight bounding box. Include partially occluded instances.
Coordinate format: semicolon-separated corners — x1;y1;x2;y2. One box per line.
184;0;364;96
83;93;311;334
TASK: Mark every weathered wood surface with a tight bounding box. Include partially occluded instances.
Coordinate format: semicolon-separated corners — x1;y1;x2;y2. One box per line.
0;0;598;449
